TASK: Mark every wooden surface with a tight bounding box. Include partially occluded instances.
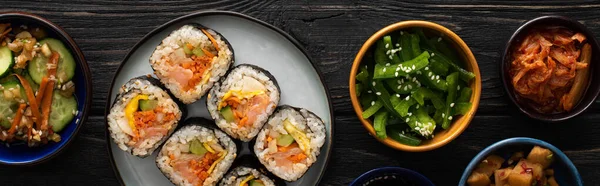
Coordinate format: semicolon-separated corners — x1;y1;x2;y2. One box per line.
1;1;600;185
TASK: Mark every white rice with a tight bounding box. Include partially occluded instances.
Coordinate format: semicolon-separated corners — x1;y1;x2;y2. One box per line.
107;77;182;157
219;167;276;186
207;65;280;142
156;123;237;186
253;106;326;181
150;25;233;104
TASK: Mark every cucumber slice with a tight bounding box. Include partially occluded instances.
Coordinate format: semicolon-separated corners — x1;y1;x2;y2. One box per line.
192;46;205;57
28;38;76;84
248;180;265;186
276;134;295;147
138;99;157;111
183;43;193;55
220;106;235;122
0;45;14;78
189;139;207;156
49;91;78;132
0;81;23;129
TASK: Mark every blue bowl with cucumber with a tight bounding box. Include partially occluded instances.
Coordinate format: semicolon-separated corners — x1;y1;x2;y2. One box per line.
349;21;481;152
0;12;91;165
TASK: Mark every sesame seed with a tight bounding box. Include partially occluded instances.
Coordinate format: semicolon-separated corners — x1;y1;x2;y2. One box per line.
412;77;417;82
376;92;381;95
437;37;442;42
396;67;401;71
437;80;441;83
428;72;433;76
388;55;393;60
436;75;440;80
405;118;410;122
416;71;422;75
400;31;404;35
401;79;405;83
397;80;402;84
405;96;410;100
448;116;453;120
395;72;399;77
431;53;435;57
396;94;401;98
371;101;375;106
425;67;429;70
367;90;372;93
450;103;455;107
385;43;390;48
457;85;461;90
442;113;445;117
412;65;416;70
383;68;387;72
416;105;420;109
415;127;420;130
386;50;391;55
398;47;402;51
408;85;412;89
408;112;412;116
404;86;408;91
397;85;402;90
372;82;376;86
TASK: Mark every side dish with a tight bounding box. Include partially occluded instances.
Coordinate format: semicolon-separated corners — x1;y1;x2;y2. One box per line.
0;23;78;146
467;146;558;186
510;27;591;113
355;29;475;146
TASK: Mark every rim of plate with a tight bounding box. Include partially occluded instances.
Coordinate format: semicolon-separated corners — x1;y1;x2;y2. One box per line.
103;10;334;185
0;11;92;166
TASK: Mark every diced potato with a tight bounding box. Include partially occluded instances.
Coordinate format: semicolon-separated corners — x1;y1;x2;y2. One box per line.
474;155;505;176
467;172;491;186
548;176;559;186
530;162;544;181
527;146;553;168
508;151;524;165
508;160;533;186
494;168;511;186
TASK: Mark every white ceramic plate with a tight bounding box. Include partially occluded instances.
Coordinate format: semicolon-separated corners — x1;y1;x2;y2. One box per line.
105;11;333;186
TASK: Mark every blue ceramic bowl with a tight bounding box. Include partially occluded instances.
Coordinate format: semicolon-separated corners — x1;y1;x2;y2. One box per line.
0;12;91;165
459;137;583;185
350;167;435;186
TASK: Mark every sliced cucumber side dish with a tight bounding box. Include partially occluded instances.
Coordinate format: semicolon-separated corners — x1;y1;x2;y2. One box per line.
0;45;14;78
0;81;23;129
49;92;78;132
29;38;76;84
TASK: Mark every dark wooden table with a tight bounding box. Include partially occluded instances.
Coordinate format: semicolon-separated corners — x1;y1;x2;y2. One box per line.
1;1;600;186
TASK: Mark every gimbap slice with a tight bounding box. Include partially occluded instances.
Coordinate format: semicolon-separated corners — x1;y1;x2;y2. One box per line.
150;24;234;104
207;64;280;142
107;75;184;157
220;166;276;186
253;106;326;181
156;118;237;186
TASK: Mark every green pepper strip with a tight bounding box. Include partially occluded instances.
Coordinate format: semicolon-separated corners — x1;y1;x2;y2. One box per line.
372;81;402;118
388;128;422;146
416;68;448;92
452;102;472;116
399;32;413;61
373;111;388;139
362;100;382;119
385;78;418;94
360;92;376;109
429;58;449;76
456;87;472;102
383;36;402;64
442;72;459;129
373;51;430;79
412;105;436;137
392;95;417;117
411;87;445;110
355;83;364;97
424;48;475;82
409;34;421;57
356;66;370;85
374;40;392;65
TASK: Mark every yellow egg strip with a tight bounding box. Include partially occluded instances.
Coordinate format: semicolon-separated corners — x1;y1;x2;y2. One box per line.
239;175;255;186
207;151;227;174
203;142;216;153
283;119;311;155
124;95;149;132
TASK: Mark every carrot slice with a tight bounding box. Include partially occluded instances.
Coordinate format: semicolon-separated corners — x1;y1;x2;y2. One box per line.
36;77;49;104
14;74;42;129
201;29;220;52
201;48;215;59
7;104;26;137
0;27;11;39
40;80;55;131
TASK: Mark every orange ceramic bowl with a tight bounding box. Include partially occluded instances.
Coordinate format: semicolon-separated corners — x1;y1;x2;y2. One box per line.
349;21;481;152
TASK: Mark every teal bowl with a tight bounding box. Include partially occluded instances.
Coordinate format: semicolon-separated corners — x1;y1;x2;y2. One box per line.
459;137;583;185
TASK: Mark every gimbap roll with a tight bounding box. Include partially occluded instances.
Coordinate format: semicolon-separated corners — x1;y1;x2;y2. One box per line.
253;106;326;181
107;75;184;157
156;118;237;186
150;24;234;104
207;64;280;142
220;166;276;186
